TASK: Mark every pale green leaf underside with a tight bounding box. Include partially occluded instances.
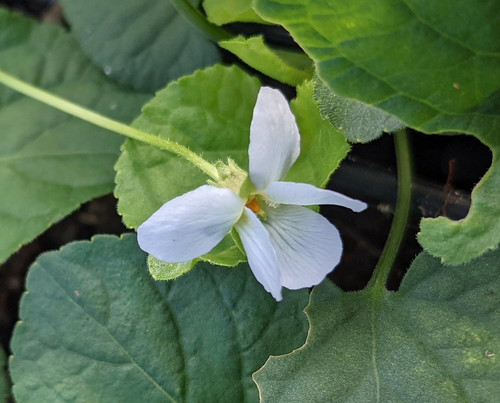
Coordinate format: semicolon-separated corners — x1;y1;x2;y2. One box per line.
219;35;313;86
10;234;309;402
0;9;149;264
255;248;500;401
203;0;267;24
255;0;500;264
0;348;8;402
314;78;404;143
59;0;220;92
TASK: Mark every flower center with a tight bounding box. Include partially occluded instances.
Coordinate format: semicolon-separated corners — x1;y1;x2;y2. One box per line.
245;198;262;213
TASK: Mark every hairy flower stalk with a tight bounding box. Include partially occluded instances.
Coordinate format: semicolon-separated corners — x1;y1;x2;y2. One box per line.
138;87;367;300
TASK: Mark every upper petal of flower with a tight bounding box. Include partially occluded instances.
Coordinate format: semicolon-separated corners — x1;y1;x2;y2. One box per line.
235;208;282;301
264;181;368;212
137;185;245;262
249;87;300;191
262;204;343;290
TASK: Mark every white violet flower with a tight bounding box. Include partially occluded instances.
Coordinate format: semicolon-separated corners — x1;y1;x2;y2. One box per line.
137;87;367;301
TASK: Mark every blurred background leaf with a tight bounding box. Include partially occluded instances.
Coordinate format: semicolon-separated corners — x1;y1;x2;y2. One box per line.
59;0;220;92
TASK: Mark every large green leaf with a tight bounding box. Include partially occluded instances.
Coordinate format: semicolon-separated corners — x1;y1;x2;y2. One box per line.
115;66;349;266
0;9;150;264
254;248;500;401
59;0;220;92
0;348;8;402
254;0;500;264
9;234;308;402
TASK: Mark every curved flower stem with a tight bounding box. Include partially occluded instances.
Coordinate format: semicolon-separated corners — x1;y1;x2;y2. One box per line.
169;0;231;42
367;129;413;297
0;69;219;180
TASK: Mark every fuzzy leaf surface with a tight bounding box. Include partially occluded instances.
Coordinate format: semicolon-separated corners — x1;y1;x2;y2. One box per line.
10;234;309;402
255;249;500;401
0;10;149;264
59;0;220;92
314;78;404;143
254;0;500;264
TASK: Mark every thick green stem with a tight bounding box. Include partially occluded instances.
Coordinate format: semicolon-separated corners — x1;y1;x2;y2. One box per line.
0;69;219;180
367;129;412;296
169;0;231;42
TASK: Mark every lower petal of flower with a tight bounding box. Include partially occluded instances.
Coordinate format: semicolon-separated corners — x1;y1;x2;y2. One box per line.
262;204;342;290
235;208;282;301
137;185;245;262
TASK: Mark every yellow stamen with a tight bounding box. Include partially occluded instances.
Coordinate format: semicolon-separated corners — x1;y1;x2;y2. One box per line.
246;198;261;213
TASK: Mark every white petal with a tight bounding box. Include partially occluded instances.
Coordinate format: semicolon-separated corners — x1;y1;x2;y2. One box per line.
137;185;245;262
262;204;342;290
235;208;282;301
264;181;367;212
249;87;300;190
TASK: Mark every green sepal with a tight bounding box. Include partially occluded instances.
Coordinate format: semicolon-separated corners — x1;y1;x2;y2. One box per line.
147;255;197;281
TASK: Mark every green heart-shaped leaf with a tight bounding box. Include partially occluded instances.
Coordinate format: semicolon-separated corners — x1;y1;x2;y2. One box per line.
10;234;309;402
254;248;500;401
115;64;260;230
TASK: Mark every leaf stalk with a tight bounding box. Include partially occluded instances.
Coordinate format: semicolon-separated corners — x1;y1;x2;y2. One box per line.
0;69;219;180
367;129;412;296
